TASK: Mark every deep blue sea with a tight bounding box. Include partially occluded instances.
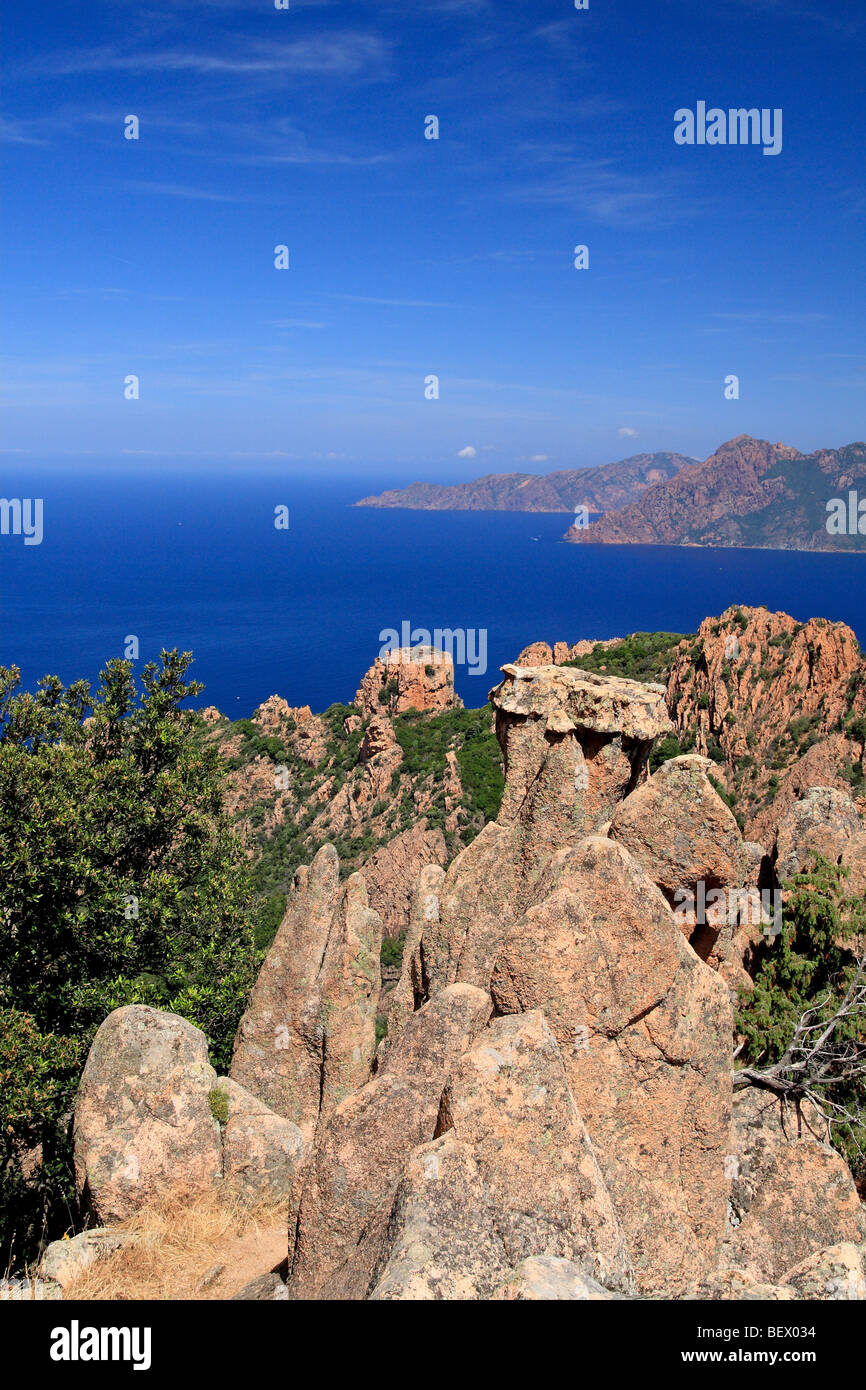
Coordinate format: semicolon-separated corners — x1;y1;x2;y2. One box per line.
2;468;866;716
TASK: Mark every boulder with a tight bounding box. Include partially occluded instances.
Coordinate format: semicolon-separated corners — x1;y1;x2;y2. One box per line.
723;1089;866;1283
391;664;673;1007
370;1013;632;1301
410;819;522;998
609;755;746;901
438;1011;631;1291
73;1006;222;1224
492;663;672;847
213;1078;303;1203
40;1229;129;1291
609;755;763;990
367;1135;503;1301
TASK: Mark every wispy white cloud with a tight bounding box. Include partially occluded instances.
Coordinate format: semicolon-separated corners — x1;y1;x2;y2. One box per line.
457;445;477;458
618;426;639;438
325;293;462;309
270;319;330;330
27;34;387;79
713;311;831;324
509;157;691;228
121;180;241;202
0;115;48;145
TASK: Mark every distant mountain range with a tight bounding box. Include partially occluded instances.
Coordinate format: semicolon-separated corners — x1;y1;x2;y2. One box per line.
356;435;866;553
564;435;866;552
353;451;694;514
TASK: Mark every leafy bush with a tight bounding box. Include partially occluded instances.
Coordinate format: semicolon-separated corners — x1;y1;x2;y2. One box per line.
392;706;504;831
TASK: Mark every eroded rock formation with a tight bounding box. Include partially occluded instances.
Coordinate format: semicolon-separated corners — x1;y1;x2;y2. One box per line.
230;845;382;1145
354;645;462;718
69;649;866;1302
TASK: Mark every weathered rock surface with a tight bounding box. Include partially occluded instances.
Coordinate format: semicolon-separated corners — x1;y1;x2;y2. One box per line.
230;845;382;1145
287;984;491;1299
609;754;763;989
439;1012;631;1289
214;1078;303;1202
366;1014;632;1300
684;1268;796;1300
40;1229;129;1291
73;1006;222;1224
841;830;866;898
410;820;522;999
492;836;732;1296
723;1089;866;1283
609;755;746;901
664;605;866;833
367;1135;502;1301
230;1271;289;1301
384;862;447;1047
392;664;675;1009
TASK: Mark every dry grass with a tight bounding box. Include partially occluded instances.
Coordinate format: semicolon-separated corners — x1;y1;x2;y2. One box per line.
67;1188;289;1301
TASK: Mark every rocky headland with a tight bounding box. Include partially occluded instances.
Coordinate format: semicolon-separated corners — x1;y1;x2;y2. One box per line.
354;451;693;514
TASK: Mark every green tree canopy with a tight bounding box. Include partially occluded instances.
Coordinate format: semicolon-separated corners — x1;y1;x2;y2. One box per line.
0;651;257;1262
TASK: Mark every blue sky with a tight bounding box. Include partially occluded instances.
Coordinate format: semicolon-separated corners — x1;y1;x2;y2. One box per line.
2;0;864;476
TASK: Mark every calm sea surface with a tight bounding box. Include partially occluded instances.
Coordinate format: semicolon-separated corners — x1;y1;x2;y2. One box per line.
2;468;865;715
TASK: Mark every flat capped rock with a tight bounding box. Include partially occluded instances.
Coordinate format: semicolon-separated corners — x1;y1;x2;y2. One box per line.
491;664;672;742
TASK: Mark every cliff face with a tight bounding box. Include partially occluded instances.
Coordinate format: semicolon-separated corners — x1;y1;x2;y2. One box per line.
354;451;692;513
564;435;866;551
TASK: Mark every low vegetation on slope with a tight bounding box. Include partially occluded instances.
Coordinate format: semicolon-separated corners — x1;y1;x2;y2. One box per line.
210;701;505;951
562;630;688;683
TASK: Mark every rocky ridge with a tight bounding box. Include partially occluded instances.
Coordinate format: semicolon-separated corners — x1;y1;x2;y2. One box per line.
64;654;866;1301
